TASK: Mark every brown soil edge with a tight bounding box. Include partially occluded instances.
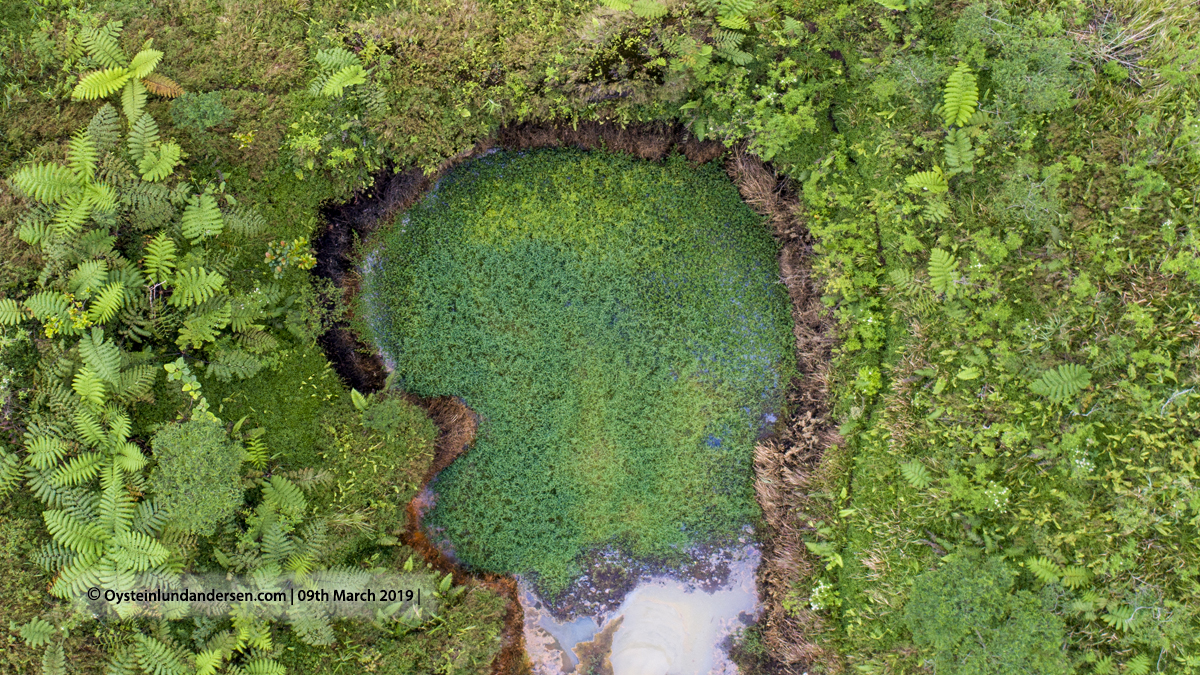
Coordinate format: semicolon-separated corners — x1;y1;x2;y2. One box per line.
311;122;840;675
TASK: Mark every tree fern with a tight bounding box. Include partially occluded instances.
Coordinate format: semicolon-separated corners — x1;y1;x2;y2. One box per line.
180;194;224;243
927;248;958;296
169;267;225;307
127;113;160;164
138;142;181;182
1029;364;1091;402
942;62;979;127
73;68;132;101
9;163;79;204
80;22;126;69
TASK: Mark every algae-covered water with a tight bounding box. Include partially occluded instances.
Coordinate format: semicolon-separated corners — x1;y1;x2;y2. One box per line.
361;150;792;598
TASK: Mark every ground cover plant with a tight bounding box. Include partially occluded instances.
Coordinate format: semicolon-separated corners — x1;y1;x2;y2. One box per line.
361;149;795;594
0;0;1198;672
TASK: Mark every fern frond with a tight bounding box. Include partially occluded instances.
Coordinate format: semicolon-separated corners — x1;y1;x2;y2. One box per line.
86;181;118;213
899;460;932;489
97;465;135;530
111;531;169;571
34;541;75;573
120;78;147;125
262;476;307;520
599;0;633;9
70;260;110;299
1061;565;1091;589
927;248;958;296
72;367;108;408
87;104;122;153
51;451;103;487
115;441;148;473
176;300;232;348
115;365;156;403
942;62;979;127
180;194;224;243
904;165;948;194
1026;555;1062;584
631;0;669;18
143;233;178;283
0;298;25;326
24;292;70;323
194;650;223;675
1029;364;1091;402
51;191;92;240
314;47;360;71
135;635;188;675
9;163;79;204
87;282;126;324
223;207;267;237
320;65;367;97
140;73;184;98
79;327;121;383
18;618;56;647
205;346;262;382
73;68;132;101
169;267;226;308
242;659;287;675
74;406;108;447
80;22;126;69
944;127;975;174
138;142;182;182
44;509;106;556
128;49;163;79
132;500;168;536
127;113;160;164
42;643;66;675
68;130;99;182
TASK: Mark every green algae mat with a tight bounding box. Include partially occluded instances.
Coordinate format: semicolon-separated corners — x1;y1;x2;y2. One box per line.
361;149;794;593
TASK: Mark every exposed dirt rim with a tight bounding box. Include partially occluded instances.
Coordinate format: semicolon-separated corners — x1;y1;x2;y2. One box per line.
312;121;840;675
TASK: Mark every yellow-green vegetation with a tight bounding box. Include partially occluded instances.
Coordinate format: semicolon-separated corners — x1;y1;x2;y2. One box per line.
362;149;794;593
0;0;1197;672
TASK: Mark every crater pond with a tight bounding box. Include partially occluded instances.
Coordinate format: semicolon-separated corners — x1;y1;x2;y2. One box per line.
360;149;794;673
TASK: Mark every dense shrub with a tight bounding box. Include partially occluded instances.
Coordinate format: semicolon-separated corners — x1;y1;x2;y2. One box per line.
905;556;1070;675
149;420;245;535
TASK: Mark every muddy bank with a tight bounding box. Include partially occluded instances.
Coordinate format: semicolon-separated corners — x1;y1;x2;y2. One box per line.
311;125;839;675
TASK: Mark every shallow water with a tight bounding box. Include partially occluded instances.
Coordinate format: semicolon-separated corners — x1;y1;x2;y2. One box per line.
522;544;760;675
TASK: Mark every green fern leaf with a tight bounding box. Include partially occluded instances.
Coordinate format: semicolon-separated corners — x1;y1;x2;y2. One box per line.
27;436;68;471
169;267;226;308
321;65;367;97
115;365;157;403
262;475;307;520
176;300;232;348
942;62;979;127
111;531;169;571
132;500;168;536
69;260;108;298
242;659;287;675
18;618;56;647
631;0;669;18
138;142;181;182
87;282;125;324
0;450;23;498
80;22;126;69
180;194;224;243
1029;364;1091;402
127;113;160;164
0;298;25;325
79;327;121;383
120;78;147;125
1061;565;1091;589
73;68;132;101
899;460;933;489
9;163;79;203
97;465;135;530
135;635;188;675
24;292;70;323
43;509;106;556
74;406;107;448
51;452;103;487
223;207;267;237
128;49;163;79
72;367;108;408
42;642;66;675
115;441;147;473
1124;654;1151;675
315;47;361;71
87;104;122;152
944;127;975;174
1026;555;1061;584
68;130;99;182
904;165;948;194
52;191;92;239
599;0;633;8
86;181;117;213
927;248;958;296
717;12;750;29
194;650;223;675
143;233;178;283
